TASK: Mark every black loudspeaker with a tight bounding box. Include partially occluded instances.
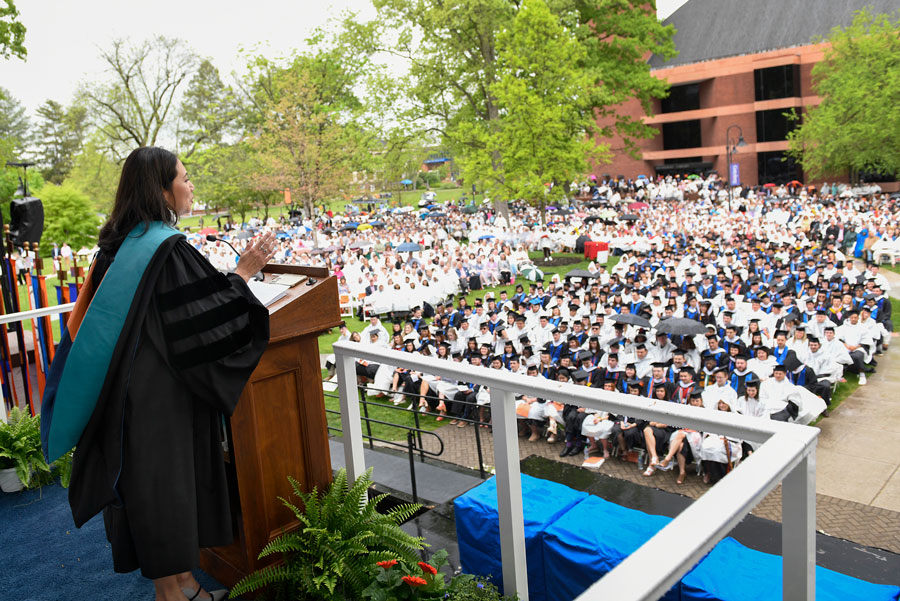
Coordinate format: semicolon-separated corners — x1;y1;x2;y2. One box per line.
9;197;44;247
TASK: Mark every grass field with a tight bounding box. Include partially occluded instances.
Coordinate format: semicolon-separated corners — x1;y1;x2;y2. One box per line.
178;186;472;231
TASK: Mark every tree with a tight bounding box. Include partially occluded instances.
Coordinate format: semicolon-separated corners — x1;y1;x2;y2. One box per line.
185;142;266;224
241;33;377;219
63;136;121;212
368;0;675;204
787;8;900;181
33;100;88;183
0;86;28;157
462;0;603;218
0;0;25;60
81;36;198;157
176;59;240;159
39;183;100;252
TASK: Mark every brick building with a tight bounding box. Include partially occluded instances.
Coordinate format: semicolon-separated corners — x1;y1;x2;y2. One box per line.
599;0;899;187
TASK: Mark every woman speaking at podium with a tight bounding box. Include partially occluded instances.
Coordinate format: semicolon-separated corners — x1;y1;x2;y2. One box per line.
41;147;276;601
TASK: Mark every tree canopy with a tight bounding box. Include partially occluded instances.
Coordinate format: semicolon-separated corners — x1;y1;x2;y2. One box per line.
0;0;26;60
787;8;900;181
39;183;100;251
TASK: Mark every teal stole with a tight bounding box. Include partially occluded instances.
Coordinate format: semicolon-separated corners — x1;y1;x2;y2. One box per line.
42;222;183;462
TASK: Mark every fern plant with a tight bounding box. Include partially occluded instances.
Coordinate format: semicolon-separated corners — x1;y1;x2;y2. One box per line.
231;468;424;600
0;407;51;489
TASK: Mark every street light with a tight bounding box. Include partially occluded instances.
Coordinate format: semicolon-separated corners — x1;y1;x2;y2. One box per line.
724;125;747;206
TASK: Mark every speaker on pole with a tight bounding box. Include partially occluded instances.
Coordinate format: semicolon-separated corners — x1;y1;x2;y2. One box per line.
9;196;44;247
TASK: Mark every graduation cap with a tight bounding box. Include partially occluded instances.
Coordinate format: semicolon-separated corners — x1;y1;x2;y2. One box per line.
607;352;619;360
626;378;642;390
556;368;572;380
807;335;819;344
572;369;590;383
689;390;703;399
576;349;594;363
451;350;463;358
651;361;668;370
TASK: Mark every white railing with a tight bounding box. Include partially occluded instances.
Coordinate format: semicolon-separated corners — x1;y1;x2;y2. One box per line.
334;341;818;601
0;303;74;325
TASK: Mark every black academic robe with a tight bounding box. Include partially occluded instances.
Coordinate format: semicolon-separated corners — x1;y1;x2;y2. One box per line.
69;238;269;579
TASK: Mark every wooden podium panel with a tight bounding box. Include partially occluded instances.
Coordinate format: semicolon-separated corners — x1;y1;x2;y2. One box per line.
199;265;343;588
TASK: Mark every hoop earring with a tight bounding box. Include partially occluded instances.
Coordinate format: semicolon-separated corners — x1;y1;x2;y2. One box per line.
167;207;178;225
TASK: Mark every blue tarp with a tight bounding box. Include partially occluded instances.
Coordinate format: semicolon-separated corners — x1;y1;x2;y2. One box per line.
454;475;587;601
456;475;900;601
541;495;680;601
682;537;900;601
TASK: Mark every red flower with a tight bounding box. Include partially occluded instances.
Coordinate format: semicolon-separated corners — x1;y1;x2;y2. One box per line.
418;562;438;575
377;560;398;569
402;575;428;587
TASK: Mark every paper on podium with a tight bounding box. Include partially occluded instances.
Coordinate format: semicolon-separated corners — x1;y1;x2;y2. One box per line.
247;280;288;307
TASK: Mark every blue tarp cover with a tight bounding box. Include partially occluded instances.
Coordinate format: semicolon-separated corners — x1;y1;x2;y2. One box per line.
456;475;899;601
681;536;900;601
541;495;680;601
454;474;587;601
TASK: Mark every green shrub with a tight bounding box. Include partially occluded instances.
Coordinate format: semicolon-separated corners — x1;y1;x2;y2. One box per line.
0;407;51;488
230;468;424;600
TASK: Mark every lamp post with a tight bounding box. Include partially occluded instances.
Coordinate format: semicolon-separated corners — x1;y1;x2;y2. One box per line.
724;125;747;206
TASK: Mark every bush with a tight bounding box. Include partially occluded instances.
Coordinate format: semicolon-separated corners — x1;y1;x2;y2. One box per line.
230;468;424;600
0;407;50;488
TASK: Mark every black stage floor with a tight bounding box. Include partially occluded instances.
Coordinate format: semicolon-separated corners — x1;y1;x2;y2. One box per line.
330;439;900;586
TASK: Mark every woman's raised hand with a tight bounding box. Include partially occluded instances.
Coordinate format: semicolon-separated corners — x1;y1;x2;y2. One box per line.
235;232;278;282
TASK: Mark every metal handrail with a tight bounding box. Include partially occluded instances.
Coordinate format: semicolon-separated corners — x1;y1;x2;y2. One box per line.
334;341;818;601
0;302;74;325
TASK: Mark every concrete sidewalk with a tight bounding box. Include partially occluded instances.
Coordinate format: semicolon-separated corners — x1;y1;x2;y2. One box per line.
815;340;900;511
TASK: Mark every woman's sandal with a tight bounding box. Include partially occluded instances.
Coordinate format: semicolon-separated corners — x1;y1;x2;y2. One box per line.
182;587;228;601
642;465;656;477
676;473;686;485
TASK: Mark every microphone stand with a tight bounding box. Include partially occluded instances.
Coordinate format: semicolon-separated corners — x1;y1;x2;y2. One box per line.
206;235;264;281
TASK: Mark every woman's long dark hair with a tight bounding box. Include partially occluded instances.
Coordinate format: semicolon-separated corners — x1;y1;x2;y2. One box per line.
98;147;178;252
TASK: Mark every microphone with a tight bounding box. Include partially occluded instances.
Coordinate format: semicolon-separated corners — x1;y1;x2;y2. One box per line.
206;234;264;281
206;234;241;257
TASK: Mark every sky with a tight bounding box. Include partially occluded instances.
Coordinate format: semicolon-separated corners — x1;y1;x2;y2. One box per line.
2;0;689;118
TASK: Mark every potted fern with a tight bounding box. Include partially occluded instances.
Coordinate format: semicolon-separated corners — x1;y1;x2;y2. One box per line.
231;468;424;600
0;407;51;492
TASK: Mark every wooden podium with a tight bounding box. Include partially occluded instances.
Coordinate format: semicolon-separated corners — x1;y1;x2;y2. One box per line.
199;264;343;588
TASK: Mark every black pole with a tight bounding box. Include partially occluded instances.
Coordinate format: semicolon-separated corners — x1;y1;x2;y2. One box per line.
473;415;486;479
359;386;374;450
412;403;425;462
407;431;418;505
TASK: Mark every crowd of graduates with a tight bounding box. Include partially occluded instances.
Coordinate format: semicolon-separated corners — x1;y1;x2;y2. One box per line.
324;205;893;487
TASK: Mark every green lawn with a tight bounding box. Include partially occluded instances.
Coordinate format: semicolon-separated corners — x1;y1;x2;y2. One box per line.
321;369;445;444
179;187;471;231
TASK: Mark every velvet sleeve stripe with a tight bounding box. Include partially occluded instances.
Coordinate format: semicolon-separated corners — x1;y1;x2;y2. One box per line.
157;273;231;313
163;297;250;344
172;327;254;371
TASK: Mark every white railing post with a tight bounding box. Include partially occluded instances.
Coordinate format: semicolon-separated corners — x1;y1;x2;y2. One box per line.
335;351;366;482
782;448;816;600
490;387;529;601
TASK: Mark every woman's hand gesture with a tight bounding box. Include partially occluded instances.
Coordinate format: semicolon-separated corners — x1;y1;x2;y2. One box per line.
235;232;277;282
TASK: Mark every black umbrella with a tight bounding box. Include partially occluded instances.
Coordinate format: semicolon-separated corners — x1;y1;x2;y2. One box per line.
462;205;477;214
609;313;651;328
555;209;574;216
654;317;707;336
564;269;597;279
583;215;601;223
618;214;639;221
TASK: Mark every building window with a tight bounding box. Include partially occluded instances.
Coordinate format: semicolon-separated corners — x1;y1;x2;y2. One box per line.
755;109;797;143
662;120;702;150
757;151;800;185
661;83;700;114
754;65;798;101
